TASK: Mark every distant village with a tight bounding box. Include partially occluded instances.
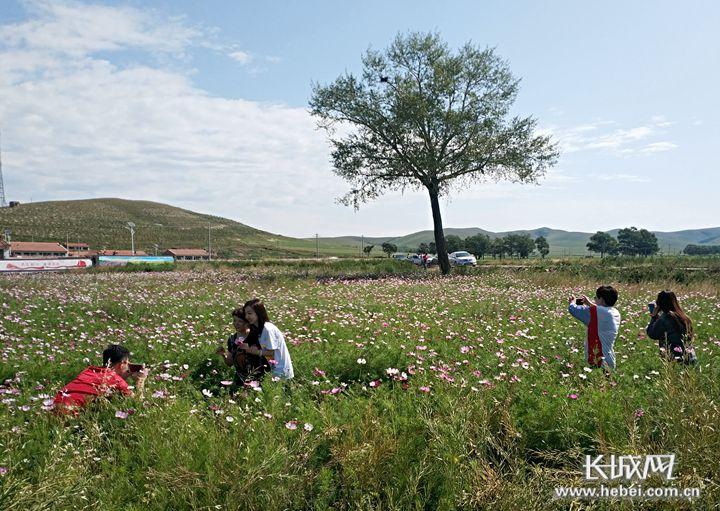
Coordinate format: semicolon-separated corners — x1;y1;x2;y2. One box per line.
0;241;209;261
0;238;210;272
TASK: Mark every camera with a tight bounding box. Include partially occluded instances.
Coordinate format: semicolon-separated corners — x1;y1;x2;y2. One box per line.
128;363;145;373
575;298;584;305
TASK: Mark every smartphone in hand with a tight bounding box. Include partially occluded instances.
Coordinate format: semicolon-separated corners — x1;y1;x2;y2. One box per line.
128;363;145;373
648;303;655;314
575;298;584;305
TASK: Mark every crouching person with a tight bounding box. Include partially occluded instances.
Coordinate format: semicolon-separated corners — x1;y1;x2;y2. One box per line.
240;299;294;381
53;344;147;413
568;285;621;369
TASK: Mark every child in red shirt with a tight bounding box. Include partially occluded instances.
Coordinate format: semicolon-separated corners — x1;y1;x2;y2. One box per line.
54;345;147;412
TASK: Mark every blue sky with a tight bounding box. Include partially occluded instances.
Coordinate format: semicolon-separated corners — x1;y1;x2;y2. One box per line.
1;0;718;237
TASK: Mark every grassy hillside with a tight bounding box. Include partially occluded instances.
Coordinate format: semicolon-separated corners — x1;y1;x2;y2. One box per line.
366;226;720;255
0;198;359;258
4;199;716;258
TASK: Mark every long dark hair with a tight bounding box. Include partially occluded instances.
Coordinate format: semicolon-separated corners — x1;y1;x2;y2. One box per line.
243;299;270;346
656;290;693;339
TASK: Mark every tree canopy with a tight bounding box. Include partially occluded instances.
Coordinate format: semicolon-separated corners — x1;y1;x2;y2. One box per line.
534;236;550;258
381;242;397;257
310;32;559;273
617;227;659;257
586;231;619;258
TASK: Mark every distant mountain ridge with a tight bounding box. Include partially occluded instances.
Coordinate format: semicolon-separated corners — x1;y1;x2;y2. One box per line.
316;226;720;255
3;198;717;257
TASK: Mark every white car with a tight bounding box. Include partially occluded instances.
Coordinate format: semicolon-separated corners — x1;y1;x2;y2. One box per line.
449;251;477;266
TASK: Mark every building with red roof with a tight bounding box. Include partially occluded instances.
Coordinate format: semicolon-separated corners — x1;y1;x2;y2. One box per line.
9;242;68;258
164;248;210;261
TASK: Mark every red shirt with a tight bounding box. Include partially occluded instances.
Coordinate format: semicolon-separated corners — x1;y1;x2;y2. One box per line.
53;366;131;409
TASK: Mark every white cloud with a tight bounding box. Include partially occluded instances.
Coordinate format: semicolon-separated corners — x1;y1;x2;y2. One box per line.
229;50;252;65
542;116;678;156
592;173;650;183
640;141;678;153
0;0;204;56
0;1;348;236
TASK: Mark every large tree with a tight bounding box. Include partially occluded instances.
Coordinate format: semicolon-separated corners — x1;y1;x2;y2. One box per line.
617;227;659;257
310;32;559;274
465;233;491;258
444;235;464;253
505;233;535;258
535;235;550;258
586;231;618;258
381;242;397;257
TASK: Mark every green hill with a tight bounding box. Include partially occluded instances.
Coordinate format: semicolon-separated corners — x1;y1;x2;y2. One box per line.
4;199;717;258
0;198;358;258
325;226;720;256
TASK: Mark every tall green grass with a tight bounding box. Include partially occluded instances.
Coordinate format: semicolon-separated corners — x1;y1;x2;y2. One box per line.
1;264;718;509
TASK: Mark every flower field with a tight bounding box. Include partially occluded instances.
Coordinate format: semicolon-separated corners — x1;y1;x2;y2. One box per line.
1;265;719;510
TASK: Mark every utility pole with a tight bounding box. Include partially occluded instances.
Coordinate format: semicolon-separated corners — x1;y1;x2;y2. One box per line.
315;233;319;259
155;223;163;252
0;130;7;208
153;243;159;256
361;235;364;258
208;223;212;261
126;222;136;254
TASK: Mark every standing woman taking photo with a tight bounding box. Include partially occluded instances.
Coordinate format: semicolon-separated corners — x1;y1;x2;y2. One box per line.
238;299;295;380
646;290;697;364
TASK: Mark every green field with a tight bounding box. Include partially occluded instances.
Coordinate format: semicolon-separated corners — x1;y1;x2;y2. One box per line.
1;260;719;509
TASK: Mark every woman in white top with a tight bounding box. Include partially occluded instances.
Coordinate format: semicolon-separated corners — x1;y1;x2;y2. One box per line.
238;299;294;380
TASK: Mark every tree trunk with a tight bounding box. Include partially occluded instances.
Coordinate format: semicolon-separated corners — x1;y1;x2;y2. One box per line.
427;180;450;274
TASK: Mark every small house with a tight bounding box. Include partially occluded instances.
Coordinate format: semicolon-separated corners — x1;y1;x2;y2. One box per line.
9;242;68;258
164;248;210;261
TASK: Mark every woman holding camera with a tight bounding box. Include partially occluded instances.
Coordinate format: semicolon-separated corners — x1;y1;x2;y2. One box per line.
646;290;695;363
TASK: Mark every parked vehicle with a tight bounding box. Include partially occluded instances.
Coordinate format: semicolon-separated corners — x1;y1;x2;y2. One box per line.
449;251;477;266
392;253;409;261
407;254;423;265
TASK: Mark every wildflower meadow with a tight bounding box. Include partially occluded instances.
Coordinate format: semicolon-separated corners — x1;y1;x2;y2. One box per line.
1;262;719;509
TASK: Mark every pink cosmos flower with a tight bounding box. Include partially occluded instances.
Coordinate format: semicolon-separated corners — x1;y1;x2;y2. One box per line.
369;380;381;388
321;387;342;395
313;367;326;377
568;393;579;400
115;410;129;419
419;386;431;393
304;423;314;431
285;421;298;430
